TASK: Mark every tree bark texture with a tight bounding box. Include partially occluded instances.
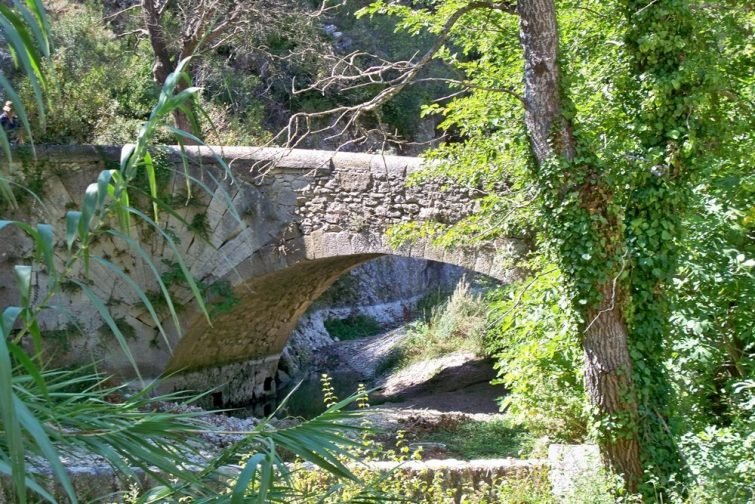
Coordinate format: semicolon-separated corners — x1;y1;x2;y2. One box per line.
583;284;643;490
142;0;172;84
517;0;574;162
516;0;642;490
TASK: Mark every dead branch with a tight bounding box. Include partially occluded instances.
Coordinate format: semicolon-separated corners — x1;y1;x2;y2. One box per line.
278;1;519;149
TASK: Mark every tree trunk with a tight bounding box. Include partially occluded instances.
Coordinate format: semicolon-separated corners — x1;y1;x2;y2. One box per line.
171;81;197;140
517;0;642;490
583;284;642;491
142;0;172;84
142;0;199;143
517;0;574;162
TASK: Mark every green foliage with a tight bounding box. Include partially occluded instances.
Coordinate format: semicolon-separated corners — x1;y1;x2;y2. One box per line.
1;47;368;501
13;2;277;147
188;211;210;239
0;0;49;206
411;279;487;352
664;4;755;432
320;373;339;408
669;183;755;427
18;3;158;144
0;55;221;502
371;0;755;494
0;0;751;500
0;368;343;502
413;286;454;320
41;322;80;351
1;369;201;499
284;380;553;503
5;156;48;206
131;148;173;196
323;314;383;341
647;383;755;503
674;425;755;503
292;462;555;504
98;316;137;342
486;267;587;442
148;259;240;318
194;59;271;145
203;279;239;317
199;97;272;146
561;468;629;504
154;391;372;503
611;0;737;483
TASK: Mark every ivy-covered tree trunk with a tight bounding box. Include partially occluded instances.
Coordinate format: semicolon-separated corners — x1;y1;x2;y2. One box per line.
617;0;704;483
517;0;643;489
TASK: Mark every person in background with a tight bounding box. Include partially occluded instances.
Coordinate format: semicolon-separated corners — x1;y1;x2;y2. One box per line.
0;100;21;144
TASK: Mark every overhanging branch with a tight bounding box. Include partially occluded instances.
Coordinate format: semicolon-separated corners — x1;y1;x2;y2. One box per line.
281;1;518;147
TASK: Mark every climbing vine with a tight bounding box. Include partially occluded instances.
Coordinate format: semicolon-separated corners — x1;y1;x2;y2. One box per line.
618;0;728;483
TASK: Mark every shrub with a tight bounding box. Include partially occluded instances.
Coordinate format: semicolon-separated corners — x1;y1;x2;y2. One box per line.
17;4;159;144
324;314;383;340
16;3;276;146
673;424;755;503
422;417;535;459
486;267;588;442
658;381;755;503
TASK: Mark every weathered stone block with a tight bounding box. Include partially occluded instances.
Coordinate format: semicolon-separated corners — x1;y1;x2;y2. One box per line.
339;171;372;191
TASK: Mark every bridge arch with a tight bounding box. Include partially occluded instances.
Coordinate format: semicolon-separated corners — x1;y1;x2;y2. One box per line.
169;231;517;371
163;230;519;409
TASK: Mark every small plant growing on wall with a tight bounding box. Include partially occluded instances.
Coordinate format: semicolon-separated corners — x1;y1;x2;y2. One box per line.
42;322;81;352
187;210;210;240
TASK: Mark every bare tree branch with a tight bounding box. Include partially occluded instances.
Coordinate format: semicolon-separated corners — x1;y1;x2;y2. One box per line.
308;0;348;17
279;1;518;148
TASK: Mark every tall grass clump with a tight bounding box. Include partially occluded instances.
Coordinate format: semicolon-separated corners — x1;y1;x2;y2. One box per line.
420;279;487;353
379;279;489;373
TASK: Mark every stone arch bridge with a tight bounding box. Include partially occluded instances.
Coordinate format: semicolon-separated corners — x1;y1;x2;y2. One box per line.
0;145;521;407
